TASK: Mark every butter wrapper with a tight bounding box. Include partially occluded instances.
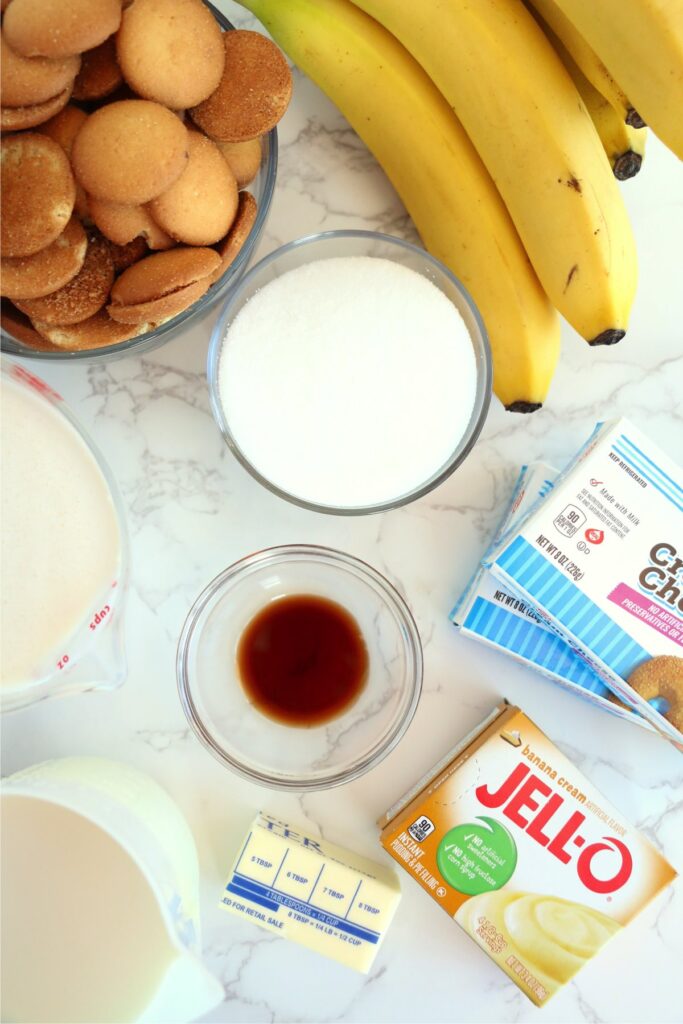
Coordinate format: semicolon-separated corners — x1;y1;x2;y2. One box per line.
489;418;683;746
219;812;401;973
379;704;676;1007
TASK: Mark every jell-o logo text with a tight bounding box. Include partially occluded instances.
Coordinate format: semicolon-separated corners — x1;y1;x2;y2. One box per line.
475;760;633;894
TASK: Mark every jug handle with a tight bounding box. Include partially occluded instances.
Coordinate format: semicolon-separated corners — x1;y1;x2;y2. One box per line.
139;954;225;1024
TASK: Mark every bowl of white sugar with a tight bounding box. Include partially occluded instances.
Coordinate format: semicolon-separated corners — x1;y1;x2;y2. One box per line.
208;231;491;514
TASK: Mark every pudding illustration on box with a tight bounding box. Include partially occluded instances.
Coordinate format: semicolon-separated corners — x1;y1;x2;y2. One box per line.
379;704;676;1007
488;419;683;745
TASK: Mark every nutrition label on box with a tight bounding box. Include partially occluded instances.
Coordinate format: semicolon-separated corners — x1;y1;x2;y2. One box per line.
553;504;586;538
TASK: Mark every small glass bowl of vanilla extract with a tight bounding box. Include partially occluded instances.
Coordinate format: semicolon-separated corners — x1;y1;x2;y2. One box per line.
176;545;423;791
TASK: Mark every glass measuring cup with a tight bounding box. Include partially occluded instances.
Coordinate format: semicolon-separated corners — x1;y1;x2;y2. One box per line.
1;363;129;712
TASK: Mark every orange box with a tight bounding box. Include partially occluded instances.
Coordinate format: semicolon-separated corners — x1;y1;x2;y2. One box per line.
379;703;676;1006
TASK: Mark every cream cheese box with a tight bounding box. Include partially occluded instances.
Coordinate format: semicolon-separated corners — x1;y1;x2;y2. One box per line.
451;463;640;723
489;419;683;747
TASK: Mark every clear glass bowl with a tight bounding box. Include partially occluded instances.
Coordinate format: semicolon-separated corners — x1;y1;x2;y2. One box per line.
176;545;423;791
207;230;492;514
1;361;129;712
0;2;278;363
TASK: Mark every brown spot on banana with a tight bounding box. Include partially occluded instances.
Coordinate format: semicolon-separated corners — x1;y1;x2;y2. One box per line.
564;263;579;292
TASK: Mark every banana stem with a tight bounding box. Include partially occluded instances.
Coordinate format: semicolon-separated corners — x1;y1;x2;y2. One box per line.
626;108;646;129
506;401;543;413
531;10;646;180
613;150;643;181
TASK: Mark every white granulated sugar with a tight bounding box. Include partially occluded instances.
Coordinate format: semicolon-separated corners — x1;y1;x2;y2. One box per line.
219;256;478;507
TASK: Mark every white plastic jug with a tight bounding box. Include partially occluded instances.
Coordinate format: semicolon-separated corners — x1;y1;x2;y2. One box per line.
1;758;224;1024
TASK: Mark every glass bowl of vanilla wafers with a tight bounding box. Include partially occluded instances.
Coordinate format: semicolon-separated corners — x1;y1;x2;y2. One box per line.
1;2;284;360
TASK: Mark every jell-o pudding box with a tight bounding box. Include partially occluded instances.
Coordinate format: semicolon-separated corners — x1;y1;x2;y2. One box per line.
489;419;683;747
379;704;676;1007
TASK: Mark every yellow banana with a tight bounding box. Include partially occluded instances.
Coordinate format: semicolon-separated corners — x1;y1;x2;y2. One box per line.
550;0;683;161
239;0;560;410
525;0;643;126
534;12;647;180
350;0;638;346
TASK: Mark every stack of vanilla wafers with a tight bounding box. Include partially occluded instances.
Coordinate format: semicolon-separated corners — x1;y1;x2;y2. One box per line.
1;0;291;352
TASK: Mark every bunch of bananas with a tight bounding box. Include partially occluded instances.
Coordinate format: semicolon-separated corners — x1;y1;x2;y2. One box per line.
240;0;682;412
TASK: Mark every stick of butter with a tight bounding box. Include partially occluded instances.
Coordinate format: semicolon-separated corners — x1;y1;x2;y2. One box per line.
219;812;401;972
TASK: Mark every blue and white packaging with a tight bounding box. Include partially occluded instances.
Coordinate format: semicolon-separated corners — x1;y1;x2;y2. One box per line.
490;419;682;747
451;463;643;725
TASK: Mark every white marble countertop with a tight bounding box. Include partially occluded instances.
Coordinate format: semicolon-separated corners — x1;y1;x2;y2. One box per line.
2;2;682;1021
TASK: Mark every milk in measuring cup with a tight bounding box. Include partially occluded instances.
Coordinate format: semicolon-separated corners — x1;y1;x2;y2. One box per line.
1;372;121;691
